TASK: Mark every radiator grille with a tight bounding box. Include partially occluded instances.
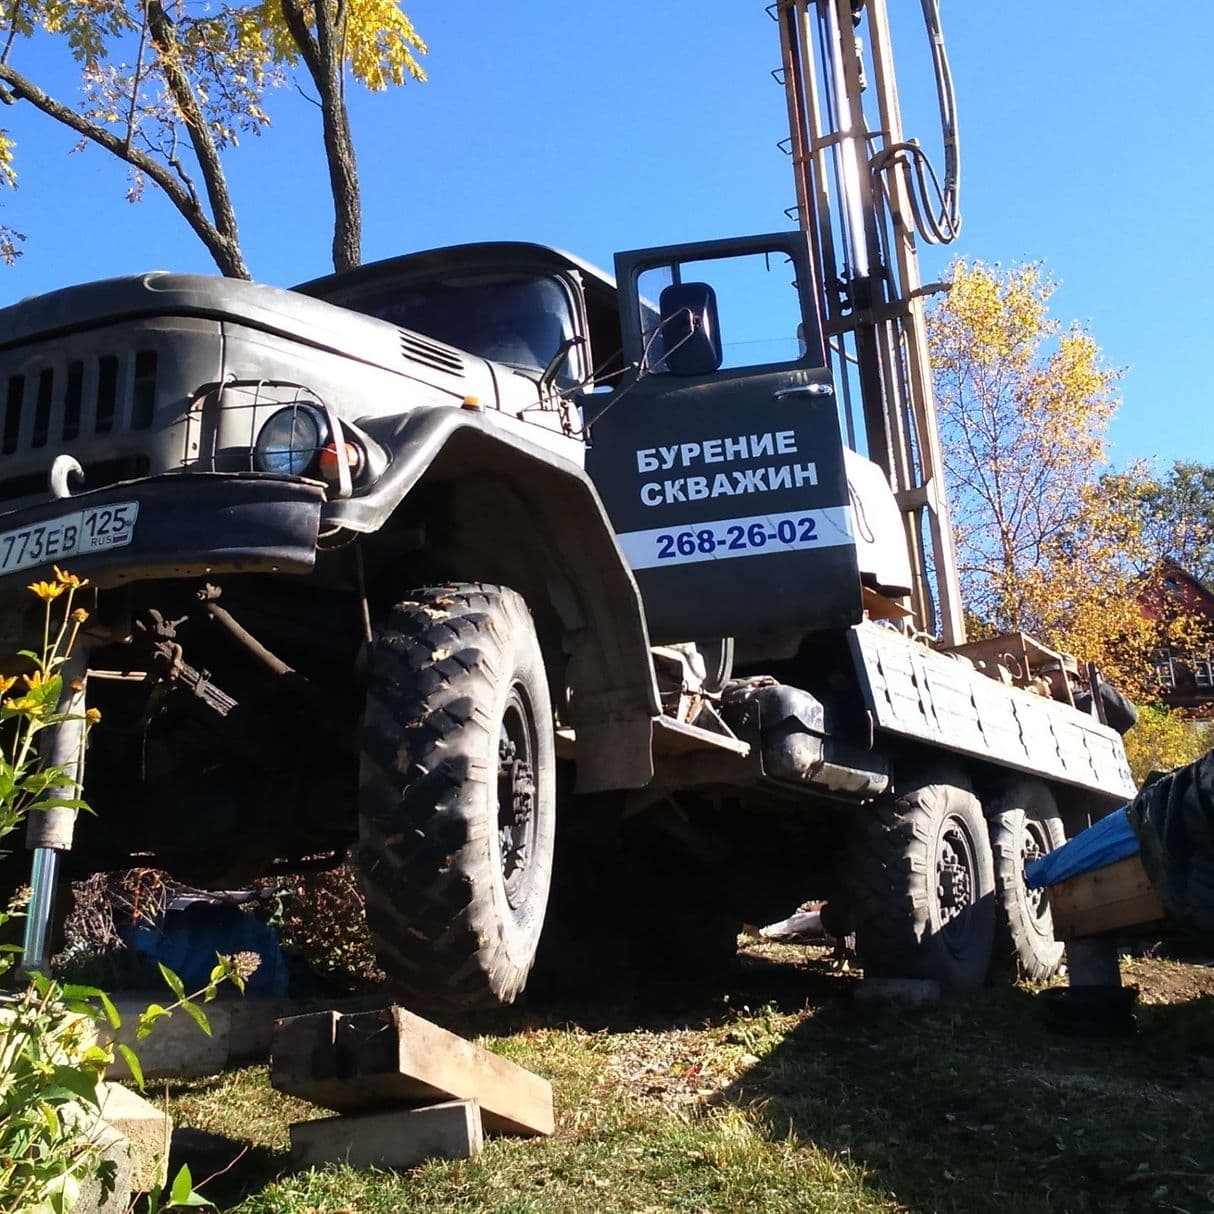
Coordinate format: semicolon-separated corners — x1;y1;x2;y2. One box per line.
0;350;160;505
3;376;23;455
63;361;83;442
0;350;158;454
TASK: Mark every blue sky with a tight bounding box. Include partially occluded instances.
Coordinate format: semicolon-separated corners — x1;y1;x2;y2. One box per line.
0;2;1208;469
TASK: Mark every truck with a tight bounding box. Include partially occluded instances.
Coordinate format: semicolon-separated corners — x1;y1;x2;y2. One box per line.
5;0;1135;1008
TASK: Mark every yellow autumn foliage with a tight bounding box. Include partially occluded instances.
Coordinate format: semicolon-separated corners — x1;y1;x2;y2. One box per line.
931;260;1214;744
1124;704;1214;784
0;0;426;274
236;0;427;91
0;132;16;189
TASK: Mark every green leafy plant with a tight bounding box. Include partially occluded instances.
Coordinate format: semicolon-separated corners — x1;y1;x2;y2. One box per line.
0;958;256;1213
0;572;257;1213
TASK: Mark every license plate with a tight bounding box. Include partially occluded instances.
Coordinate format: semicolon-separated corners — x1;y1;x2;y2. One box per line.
0;501;140;577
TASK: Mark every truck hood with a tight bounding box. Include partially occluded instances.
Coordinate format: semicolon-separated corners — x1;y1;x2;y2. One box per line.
0;271;472;385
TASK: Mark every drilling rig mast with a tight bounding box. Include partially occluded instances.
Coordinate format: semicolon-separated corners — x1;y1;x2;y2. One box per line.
776;0;965;645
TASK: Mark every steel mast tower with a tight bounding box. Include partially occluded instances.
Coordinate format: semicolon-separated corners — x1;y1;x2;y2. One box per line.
776;0;965;645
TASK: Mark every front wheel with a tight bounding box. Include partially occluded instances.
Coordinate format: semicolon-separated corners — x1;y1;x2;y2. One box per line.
986;778;1066;981
851;764;996;996
358;584;556;1011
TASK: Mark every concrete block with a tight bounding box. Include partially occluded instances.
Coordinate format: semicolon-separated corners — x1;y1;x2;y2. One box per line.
289;1099;484;1171
272;1006;554;1136
62;1084;168;1213
225;997;301;1063
96;1081;172;1192
71;1116;132;1214
104;997;229;1081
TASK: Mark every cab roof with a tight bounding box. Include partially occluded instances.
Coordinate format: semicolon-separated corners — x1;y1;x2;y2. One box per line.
295;241;619;301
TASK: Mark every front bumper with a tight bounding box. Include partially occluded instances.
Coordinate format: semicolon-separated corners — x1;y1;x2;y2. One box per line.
0;473;326;596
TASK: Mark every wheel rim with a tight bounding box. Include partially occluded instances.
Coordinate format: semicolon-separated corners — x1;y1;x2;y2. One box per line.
497;682;538;910
937;815;979;948
1021;819;1053;927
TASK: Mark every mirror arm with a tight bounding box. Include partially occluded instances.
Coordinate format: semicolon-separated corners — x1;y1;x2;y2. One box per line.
539;335;587;398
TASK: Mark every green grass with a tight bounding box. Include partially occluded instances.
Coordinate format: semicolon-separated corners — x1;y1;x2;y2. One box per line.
162;949;1214;1214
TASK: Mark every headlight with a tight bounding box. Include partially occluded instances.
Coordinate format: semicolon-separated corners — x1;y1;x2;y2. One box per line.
254;404;329;476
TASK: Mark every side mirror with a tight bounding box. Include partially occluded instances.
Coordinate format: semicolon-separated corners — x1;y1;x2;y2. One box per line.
659;282;722;375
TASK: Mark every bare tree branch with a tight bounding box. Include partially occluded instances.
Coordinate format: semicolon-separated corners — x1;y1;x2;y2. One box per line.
0;58;249;277
145;0;248;276
124;3;152;154
1;0;24;67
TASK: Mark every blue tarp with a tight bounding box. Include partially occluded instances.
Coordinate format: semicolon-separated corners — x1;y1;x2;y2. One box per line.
128;901;289;997
1025;806;1139;889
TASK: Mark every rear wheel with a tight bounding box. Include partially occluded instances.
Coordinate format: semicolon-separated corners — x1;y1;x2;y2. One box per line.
852;764;996;995
358;584;556;1011
986;778;1066;981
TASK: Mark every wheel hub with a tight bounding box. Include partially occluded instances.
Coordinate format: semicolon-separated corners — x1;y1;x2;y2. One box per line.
497;686;538;909
1021;822;1050;922
937;820;977;930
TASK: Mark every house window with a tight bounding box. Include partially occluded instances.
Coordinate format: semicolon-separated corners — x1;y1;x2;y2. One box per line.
1194;657;1214;688
1154;649;1177;688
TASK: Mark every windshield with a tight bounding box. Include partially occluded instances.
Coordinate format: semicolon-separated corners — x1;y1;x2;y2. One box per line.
335;272;577;381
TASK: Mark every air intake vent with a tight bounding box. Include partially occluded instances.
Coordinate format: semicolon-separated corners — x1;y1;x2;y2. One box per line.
398;330;464;377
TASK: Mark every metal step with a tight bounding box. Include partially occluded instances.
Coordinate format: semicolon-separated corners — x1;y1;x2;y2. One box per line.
651;713;750;757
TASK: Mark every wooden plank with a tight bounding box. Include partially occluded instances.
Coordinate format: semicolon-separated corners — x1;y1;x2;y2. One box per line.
1047;854;1166;939
862;586;912;621
289;1099;483;1172
225;994;384;1064
271;1006;554;1137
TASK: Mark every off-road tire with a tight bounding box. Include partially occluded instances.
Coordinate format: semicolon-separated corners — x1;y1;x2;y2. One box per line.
852;764;996;996
986;778;1067;981
358;584;556;1011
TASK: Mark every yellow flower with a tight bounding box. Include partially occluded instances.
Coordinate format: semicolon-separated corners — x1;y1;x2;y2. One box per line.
28;580;65;601
23;670;46;691
71;607;89;623
0;674;18;696
54;567;87;589
84;707;101;724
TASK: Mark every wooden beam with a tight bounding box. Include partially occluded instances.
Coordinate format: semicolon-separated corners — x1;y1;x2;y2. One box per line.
289;1099;484;1171
1047;854;1166;939
271;1006;554;1137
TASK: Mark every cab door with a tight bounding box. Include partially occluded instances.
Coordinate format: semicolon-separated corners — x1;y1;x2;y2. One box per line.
584;232;861;645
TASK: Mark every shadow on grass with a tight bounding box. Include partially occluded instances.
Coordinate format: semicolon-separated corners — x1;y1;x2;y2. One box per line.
459;948;1214;1214
707;971;1214;1214
167;1128;285;1210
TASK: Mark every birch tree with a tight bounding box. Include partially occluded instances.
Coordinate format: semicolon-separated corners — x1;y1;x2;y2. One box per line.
0;0;426;277
928;260;1171;699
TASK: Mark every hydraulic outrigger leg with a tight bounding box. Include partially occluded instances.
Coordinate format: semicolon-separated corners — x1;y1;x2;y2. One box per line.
20;651;88;973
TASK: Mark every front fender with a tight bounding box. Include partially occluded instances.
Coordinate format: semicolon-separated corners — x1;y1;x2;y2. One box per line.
332;407;661;794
